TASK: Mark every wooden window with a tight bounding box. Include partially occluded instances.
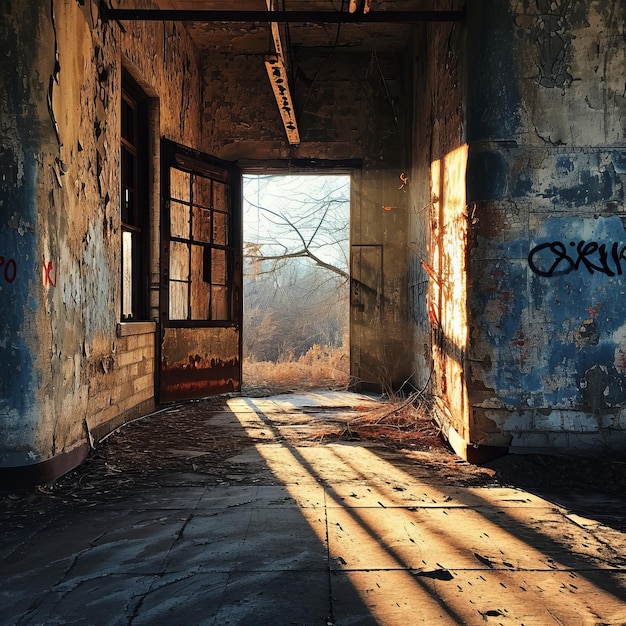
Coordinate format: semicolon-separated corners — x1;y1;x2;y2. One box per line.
120;74;149;320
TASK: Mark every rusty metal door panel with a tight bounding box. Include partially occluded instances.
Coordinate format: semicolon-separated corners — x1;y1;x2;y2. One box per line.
159;139;242;402
160;326;239;402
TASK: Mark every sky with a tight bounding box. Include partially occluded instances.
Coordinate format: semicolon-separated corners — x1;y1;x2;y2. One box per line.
243;174;350;272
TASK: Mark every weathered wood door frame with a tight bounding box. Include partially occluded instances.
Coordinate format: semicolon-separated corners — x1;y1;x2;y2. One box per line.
159;138;242;402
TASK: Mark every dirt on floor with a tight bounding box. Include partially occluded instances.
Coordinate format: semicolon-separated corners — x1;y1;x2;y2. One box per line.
3;391;626;523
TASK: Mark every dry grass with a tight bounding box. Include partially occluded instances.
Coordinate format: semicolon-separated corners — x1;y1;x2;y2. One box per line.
300;391;445;453
343;392;439;442
242;344;350;392
242;347;443;452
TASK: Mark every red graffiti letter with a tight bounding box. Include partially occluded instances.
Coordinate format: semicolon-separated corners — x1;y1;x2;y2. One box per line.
42;260;56;287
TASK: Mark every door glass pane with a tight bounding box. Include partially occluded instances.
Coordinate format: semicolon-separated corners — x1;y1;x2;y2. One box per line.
192;205;212;243
169;241;190;280
213;180;229;212
212;248;227;285
211;286;228;320
170;168;190;203
213;211;228;245
169;281;188;320
193;174;212;208
170;200;190;239
190;244;210;320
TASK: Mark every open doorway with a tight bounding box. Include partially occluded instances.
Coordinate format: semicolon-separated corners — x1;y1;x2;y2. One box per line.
242;174;350;392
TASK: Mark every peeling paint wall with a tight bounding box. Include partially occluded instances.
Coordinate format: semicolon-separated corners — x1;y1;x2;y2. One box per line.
407;15;467;443
466;0;626;452
407;0;626;458
0;0;56;467
0;0;204;479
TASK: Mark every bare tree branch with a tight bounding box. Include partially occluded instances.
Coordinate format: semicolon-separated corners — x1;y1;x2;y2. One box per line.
243;174;350;362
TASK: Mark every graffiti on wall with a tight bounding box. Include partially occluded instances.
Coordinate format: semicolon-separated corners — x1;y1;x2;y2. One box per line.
477;216;626;408
42;260;56;287
528;240;626;277
0;256;58;286
0;256;17;283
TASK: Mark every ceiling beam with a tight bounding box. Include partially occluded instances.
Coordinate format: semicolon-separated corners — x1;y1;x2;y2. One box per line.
265;56;300;145
265;1;300;145
101;8;465;24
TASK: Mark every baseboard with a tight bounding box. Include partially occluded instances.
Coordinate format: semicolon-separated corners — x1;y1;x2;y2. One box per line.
434;401;509;465
0;443;90;490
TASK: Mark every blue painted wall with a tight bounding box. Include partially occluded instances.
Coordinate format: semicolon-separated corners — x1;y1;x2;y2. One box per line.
0;1;51;466
465;0;626;449
475;214;626;411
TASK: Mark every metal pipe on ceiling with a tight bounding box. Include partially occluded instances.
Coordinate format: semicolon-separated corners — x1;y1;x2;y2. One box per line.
101;8;465;24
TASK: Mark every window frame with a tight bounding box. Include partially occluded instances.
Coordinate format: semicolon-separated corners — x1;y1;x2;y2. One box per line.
120;72;150;321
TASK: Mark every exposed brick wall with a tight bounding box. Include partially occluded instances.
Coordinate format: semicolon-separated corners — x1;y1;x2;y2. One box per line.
87;327;156;440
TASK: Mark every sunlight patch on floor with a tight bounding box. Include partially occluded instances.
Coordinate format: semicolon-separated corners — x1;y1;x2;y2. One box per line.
226;394;626;625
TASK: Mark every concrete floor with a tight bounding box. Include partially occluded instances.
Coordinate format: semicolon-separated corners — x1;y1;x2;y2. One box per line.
1;391;626;625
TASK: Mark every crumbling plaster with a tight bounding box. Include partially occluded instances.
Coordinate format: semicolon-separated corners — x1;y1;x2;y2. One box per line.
514;0;625;147
0;0;59;465
407;18;466;434
407;0;626;457
466;0;626;452
0;0;205;471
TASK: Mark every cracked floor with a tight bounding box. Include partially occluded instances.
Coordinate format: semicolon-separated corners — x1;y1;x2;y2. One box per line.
2;391;626;625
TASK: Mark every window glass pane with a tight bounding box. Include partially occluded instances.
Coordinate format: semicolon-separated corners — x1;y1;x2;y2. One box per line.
213;211;228;245
121;148;135;188
121;149;136;225
192;206;212;243
170;168;190;203
193;174;212;208
169;241;190;281
170;200;190;239
122;230;133;319
213;181;229;212
169;282;188;320
190;244;210;320
121;187;135;226
121;98;135;142
120;78;148;322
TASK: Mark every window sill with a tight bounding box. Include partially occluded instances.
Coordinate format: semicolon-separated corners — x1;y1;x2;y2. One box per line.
117;321;157;337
